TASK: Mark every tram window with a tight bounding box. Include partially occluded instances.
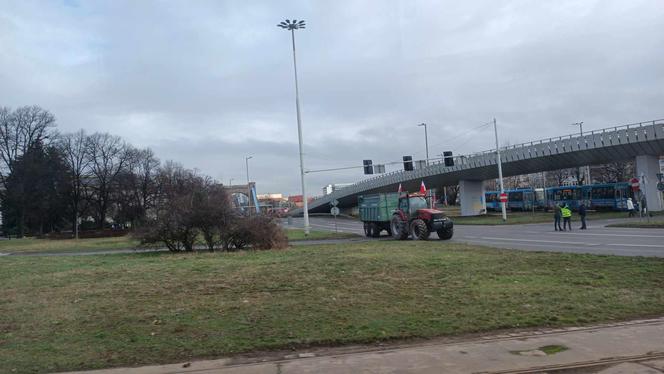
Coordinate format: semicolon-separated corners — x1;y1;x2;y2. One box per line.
592;187;613;199
509;191;523;201
559;189;574;200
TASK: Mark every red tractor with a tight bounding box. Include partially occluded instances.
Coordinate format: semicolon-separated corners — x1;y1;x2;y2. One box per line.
390;193;454;240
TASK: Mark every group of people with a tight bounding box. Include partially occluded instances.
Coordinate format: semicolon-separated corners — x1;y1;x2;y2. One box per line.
553;203;587;231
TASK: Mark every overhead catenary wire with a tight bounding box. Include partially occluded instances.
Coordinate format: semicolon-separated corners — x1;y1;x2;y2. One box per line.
305;120;495;174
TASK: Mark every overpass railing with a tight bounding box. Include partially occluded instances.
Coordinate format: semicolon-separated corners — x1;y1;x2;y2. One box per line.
301;119;664;211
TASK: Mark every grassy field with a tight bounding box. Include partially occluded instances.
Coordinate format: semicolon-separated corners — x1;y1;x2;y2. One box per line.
1;242;664;373
286;229;360;240
451;211;630;225
0;235;140;254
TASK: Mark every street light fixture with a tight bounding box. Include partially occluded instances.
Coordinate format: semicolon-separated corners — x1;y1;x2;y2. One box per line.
417;123;429;166
278;18;310;235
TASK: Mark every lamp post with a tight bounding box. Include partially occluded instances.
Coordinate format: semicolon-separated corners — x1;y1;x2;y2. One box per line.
570;121;590;184
494;118;507;221
278;19;310;235
418;123;429;165
228;178;234;186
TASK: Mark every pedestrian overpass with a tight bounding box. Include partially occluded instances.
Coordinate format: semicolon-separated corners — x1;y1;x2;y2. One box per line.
290;119;664;216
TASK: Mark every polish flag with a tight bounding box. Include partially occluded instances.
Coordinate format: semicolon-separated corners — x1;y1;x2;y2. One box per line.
419;181;426;194
397;183;403;193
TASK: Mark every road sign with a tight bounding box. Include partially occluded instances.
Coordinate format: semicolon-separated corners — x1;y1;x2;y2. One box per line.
630;177;640;191
658;182;664;192
330;199;339;207
499;193;508;203
330;206;340;216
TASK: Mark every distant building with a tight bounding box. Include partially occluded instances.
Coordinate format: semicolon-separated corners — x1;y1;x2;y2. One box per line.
288;194;315;208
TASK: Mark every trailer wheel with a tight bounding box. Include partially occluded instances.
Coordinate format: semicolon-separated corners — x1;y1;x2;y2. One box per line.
390;216;409;240
363;222;373;237
370;223;381;237
410;219;430;240
437;227;454;240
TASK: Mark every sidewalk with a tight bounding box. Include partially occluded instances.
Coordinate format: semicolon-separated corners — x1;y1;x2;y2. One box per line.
61;318;664;374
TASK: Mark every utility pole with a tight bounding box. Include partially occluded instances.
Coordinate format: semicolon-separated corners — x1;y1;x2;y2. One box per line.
418;123;429;165
494;118;507;221
245;156;253;185
438;153;449;205
571;121;590;184
278;19;310;235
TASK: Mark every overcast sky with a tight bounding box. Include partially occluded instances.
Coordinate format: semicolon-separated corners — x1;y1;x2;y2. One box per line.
1;0;663;195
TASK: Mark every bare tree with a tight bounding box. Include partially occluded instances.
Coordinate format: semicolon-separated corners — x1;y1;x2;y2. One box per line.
57;130;90;238
115;147;160;227
85;132;129;228
0;106;56;191
594;161;633;183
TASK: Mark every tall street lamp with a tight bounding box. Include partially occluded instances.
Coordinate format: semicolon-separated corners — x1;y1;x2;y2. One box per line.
278;19;310;235
417;123;429;165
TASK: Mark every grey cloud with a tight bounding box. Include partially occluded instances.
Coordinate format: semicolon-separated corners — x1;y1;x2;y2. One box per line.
1;0;663;195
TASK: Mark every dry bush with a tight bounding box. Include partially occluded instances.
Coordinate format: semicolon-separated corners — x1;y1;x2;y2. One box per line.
220;215;288;251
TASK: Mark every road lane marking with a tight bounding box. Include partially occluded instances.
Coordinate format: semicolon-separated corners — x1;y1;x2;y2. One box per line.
470;236;597;246
606;243;664;248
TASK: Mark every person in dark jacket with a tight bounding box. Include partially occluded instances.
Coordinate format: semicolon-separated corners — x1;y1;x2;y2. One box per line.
579;203;587;230
553;204;563;231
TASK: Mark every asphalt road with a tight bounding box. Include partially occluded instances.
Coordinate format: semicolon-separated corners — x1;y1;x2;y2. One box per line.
285;216;664;257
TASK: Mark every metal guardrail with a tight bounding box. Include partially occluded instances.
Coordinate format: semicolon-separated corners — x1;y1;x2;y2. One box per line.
296;119;664;212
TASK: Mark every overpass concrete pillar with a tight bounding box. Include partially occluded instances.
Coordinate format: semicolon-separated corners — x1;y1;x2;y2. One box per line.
635;155;663;212
459;180;486;216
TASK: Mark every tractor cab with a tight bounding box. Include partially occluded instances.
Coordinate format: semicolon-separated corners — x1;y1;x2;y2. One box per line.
397;193;429;216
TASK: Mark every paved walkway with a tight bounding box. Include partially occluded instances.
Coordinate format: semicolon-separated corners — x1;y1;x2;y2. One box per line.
60;318;664;374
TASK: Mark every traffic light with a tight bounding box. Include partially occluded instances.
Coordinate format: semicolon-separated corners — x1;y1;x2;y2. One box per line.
363;159;373;174
403;156;413;171
443;151;454;167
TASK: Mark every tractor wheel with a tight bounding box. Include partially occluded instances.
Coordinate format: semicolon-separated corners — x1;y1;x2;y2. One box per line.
437;227;454;240
370;223;381;237
410;219;430;240
390;215;409;240
363;222;373;238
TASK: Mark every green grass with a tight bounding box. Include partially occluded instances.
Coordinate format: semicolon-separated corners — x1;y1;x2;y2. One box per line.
452;211;630;225
1;241;664;373
0;236;140;254
606;220;664;229
286;229;360;240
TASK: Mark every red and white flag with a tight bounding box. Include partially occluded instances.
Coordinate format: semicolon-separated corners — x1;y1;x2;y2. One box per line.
397;183;403;193
419;181;426;194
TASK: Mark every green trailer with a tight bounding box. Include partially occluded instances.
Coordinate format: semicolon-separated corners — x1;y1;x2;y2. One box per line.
358;193;400;237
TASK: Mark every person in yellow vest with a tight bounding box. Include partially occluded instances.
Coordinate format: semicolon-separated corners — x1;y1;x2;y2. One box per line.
561;204;572;231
